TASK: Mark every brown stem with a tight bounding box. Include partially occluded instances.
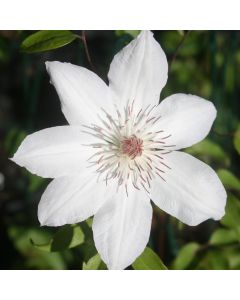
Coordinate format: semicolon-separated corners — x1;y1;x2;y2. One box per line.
80;31;97;73
170;30;191;70
213;130;236;137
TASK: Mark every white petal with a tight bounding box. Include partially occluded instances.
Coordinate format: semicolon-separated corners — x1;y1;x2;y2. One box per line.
11;126;96;178
46;61;112;125
108;31;168;110
93;186;152;270
153;94;217;150
38;173;114;226
150;151;227;226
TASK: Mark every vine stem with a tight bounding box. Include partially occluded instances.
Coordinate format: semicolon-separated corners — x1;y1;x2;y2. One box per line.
213;130;236;137
77;31;97;73
170;30;191;70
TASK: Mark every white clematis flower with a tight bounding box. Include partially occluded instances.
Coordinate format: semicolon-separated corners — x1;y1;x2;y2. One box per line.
11;31;227;270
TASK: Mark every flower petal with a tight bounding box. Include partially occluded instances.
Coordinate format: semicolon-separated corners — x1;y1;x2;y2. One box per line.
150;151;227;226
38;173;114;226
11;126;96;178
108;31;168;110
153;94;217;150
46;61;112;125
92;186;152;270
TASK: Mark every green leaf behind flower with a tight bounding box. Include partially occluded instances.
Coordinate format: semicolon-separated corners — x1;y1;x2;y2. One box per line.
20;30;78;53
221;194;240;237
185;139;230;165
172;242;200;270
234;125;240;155
217;169;240;191
31;224;84;252
132;247;167;270
210;228;239;245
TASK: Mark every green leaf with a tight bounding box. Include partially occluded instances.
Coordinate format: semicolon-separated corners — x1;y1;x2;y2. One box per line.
196;249;229;270
31;224;84;252
185;139;230;165
177;30;185;36
224;246;240;269
217;169;240;191
82;254;104;270
8;226;66;269
132;247;167;270
115;30;140;38
27;173;47;193
4;127;27;156
234;125;240;155
221;194;240;237
20;30;78;53
173;242;199;270
210;228;239;245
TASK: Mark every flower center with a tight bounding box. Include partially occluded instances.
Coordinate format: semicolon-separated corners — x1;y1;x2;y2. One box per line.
121;135;143;159
82;100;174;195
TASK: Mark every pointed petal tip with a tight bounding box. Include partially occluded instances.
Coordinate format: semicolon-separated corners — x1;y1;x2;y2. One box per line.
38;216;52;227
139;30;153;37
45;61;67;74
137;30;154;43
9;153;21;165
45;60;57;72
9;156;15;162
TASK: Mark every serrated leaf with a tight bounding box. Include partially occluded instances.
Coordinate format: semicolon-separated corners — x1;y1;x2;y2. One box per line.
173;242;199;270
185;139;230;165
31;224;84;252
132;247;167;270
210;228;239;245
20;30;78;53
234;125;240;155
217;169;240;191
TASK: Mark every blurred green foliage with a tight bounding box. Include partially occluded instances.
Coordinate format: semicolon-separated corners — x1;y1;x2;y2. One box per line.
0;30;239;270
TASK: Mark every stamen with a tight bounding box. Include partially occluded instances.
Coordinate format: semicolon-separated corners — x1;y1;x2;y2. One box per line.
82;101;172;194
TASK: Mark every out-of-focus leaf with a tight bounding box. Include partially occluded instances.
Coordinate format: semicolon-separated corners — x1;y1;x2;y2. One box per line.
177;30;185;36
217;169;240;191
4;128;27;156
86;217;93;228
225;63;235;93
173;242;199;270
185;139;230;165
221;194;240;237
115;30;140;38
8;226;66;269
83;254;101;270
20;30;78;53
31;224;84;252
210;228;239;245
196;249;229;270
224;246;240;270
27;173;47;193
132;247;167;270
78;239;98;263
234;125;240;155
